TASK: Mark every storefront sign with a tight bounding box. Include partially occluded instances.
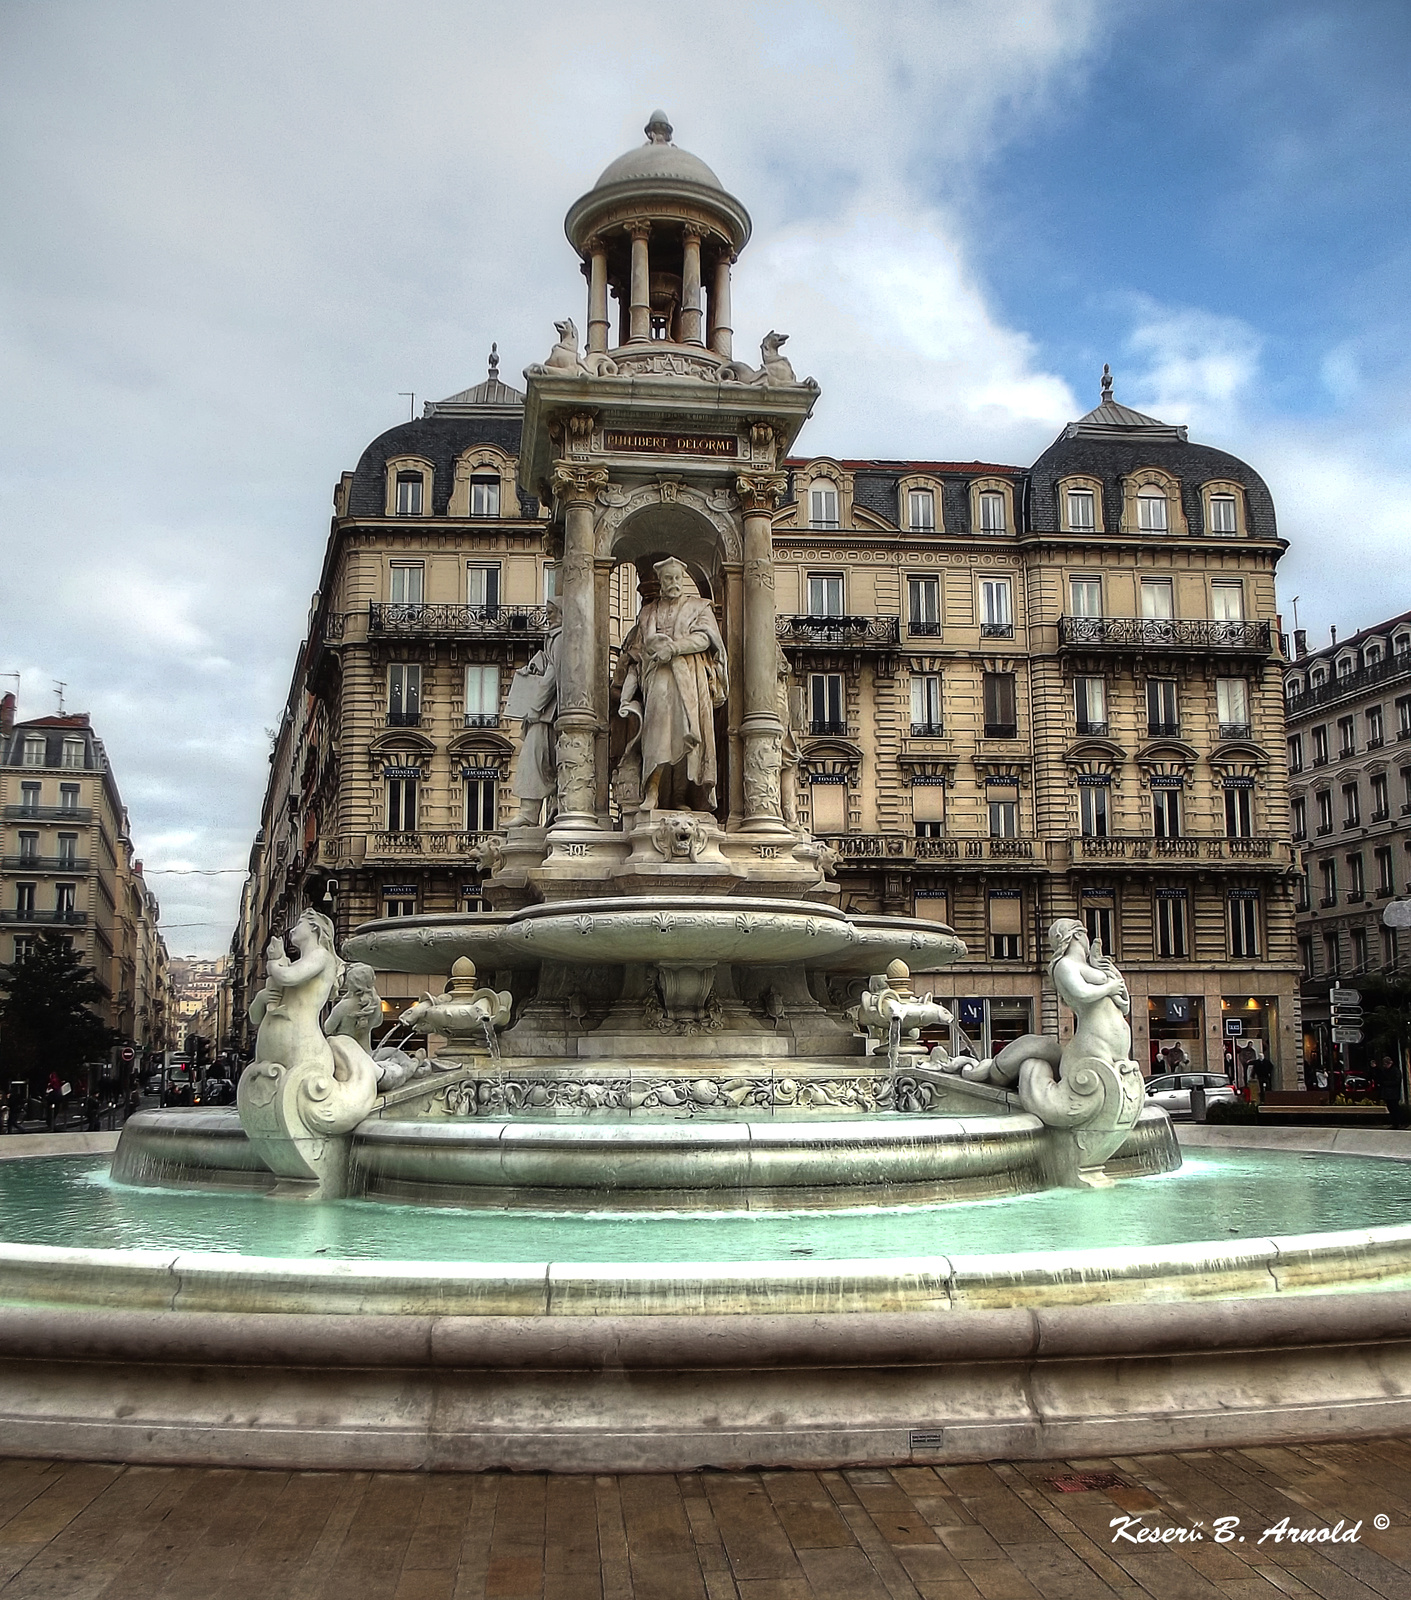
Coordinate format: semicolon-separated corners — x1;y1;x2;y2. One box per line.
381;883;417;896
1224;1018;1244;1037
603;429;738;457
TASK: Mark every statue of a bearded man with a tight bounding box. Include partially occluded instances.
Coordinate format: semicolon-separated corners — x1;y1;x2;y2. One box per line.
617;558;728;812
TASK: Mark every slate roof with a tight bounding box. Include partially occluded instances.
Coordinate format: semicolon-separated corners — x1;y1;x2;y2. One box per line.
345;411;537;519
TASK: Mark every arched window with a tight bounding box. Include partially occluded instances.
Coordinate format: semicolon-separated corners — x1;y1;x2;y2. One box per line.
395;473;423;516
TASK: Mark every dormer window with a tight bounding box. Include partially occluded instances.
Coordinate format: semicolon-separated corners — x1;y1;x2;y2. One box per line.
1137;485;1169;531
907;488;935;531
809;485;840;529
1397;634;1411;657
978;490;1006;532
395;473;424;516
1337;657;1355;678
1209;494;1238;534
1366;645;1383;665
60;738;84;770
21;737;44;767
470;476;500;518
1066;488;1095;530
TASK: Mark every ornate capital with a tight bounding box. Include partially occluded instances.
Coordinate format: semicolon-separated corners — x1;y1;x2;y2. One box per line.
735;471;788;514
551;461;611;506
626;221;652;242
682;222;706;243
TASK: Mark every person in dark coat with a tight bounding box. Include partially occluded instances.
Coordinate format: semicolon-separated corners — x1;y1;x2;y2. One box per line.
1376;1055;1406;1128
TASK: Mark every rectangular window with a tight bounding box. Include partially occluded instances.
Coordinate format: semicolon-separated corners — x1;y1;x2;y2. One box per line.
809;674;845;735
14;884;35;919
464;665;500;727
1153;786;1182;839
384;891;418;918
20;782;40;814
806;572;845;616
59;784;79;812
1291;797;1306;840
11;936;34;964
1377;845;1395;896
1066;488;1095;530
1372;773;1390;820
1338;715;1356;757
388;664;421;725
983;672;1017;738
1210;581;1244;621
1287;734;1303;773
389;562;424;605
1209;494;1238;534
386;777;418;833
466;564;501;614
1216;678;1250;737
1313;725;1329;764
1224;783;1254;838
1082;892;1115;955
907;488;935;530
21;737;43;767
913;891;949;923
980;579;1013;635
909;675;942;736
394;474;424;516
1069;577;1102;617
17;832;38;861
808;486;839;529
1156;890;1188;958
1352;928;1368;971
56;833;77;865
1079;782;1109;838
1368;706;1385;747
469;476;500;518
1146;678;1179;735
1229;894;1260;958
1137;489;1169;532
1320;859;1337;904
465;775;498;832
1398;697;1411;739
54;884;75;918
60;738;84;770
1348;852;1365;899
907;576;940;635
543;564;558;603
1140;578;1174;619
1323;932;1340;975
1074;676;1106;734
1384;927;1399;968
987;787;1019;838
989;892;1023;959
912;784;945;836
1343;782;1360;828
809;781;848;833
978;490;1007;531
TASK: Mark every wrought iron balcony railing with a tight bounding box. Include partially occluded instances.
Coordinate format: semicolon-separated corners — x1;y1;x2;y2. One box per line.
1286;650;1411;715
910;722;945;738
0;856;89;872
808;719;847;737
979;621;1015;639
386;711;421;727
0;910;88;925
2;806;93;823
1075;720;1109;737
777;615;901;649
817;833;1041;865
907;619;943;637
1073;835;1282;863
367;603;550;639
463;713;500;729
366;830;497;858
1147;721;1182;738
983;722;1018;739
1058;616;1273;653
1219;721;1253;741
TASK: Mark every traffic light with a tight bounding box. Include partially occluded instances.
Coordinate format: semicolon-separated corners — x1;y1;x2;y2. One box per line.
1330;987;1363;1045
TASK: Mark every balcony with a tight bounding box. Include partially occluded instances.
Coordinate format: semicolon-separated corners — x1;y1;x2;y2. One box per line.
0;910;88;926
1147;721;1181;738
366;603;550;640
1059;616;1273;655
983;722;1018;739
1320;895;1337;908
910;722;945;738
1347;890;1367;904
2;806;93;824
1071;835;1285;866
907;620;943;638
817;834;1043;867
386;711;422;727
365;830;496;860
1316;823;1334;836
1312;752;1330;766
1372;809;1392;823
463;713;500;729
1286;651;1411;715
1368;736;1385;750
0;856;89;873
1219;722;1253;741
1075;720;1109;737
776;615;901;650
809;719;847;737
979;621;1015;640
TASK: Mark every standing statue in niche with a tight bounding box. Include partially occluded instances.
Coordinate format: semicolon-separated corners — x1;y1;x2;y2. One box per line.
775;641;803;830
506;599;562;826
617;557;728;812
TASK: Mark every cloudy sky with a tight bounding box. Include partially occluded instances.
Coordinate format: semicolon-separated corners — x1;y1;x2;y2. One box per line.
3;0;1408;957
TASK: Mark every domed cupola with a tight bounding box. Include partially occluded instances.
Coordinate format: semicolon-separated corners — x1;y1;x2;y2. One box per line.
563;112;752;363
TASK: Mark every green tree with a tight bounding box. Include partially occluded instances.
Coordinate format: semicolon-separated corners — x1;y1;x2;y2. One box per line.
0;934;119;1092
1358;971;1411;1061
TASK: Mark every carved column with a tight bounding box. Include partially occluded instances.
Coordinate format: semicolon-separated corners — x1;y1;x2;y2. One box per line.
586;238;610;354
681;225;704;346
628;223;652;343
550;462;610;825
736;472;790;829
711;252;735;359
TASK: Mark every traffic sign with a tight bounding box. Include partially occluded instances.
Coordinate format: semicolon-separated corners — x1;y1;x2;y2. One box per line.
1332;1028;1364;1044
1329;987;1361;1004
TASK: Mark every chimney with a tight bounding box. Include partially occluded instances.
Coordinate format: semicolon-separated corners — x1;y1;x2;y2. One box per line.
1330;625;1337;646
1294;629;1308;659
0;693;13;735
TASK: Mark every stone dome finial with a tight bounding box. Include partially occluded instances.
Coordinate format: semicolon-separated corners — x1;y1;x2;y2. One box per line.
645;110;673;143
1101;363;1113;403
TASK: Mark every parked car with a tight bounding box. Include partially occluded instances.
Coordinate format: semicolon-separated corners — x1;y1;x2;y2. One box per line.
194;1077;236;1107
1145;1072;1238;1118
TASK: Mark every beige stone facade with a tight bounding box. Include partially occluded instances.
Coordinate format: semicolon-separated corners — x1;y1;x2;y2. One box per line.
0;701;171;1050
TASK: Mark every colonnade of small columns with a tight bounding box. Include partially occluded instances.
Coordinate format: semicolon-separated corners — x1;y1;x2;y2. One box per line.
582;225;735;357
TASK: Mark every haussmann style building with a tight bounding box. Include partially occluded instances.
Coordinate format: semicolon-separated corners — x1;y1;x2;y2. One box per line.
232;113;1300;1082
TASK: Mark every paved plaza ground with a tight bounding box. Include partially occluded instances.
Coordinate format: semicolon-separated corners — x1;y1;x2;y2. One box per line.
1;1439;1411;1598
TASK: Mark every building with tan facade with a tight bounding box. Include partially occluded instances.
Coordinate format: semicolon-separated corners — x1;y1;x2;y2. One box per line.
231;117;1299;1081
0;697;171;1050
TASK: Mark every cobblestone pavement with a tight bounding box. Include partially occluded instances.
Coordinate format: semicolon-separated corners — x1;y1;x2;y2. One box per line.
2;1439;1411;1598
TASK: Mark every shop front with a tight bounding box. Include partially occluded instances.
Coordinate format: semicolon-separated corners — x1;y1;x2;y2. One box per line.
1147;995;1205;1075
1220;995;1279;1087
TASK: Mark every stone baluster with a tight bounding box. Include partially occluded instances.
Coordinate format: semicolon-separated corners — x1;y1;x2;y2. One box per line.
736;472;790;829
550;462;610;825
627;223;652;343
586;237;610;354
710;252;735;359
681;226;704;346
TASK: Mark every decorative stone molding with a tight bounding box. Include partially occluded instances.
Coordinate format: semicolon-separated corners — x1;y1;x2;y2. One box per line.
448;445;518;519
1121;466;1189;535
551;462;611;506
597;480;743;563
734;471;789;514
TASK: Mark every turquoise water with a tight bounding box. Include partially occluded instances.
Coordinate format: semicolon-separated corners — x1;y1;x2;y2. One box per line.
0;1150;1409;1263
